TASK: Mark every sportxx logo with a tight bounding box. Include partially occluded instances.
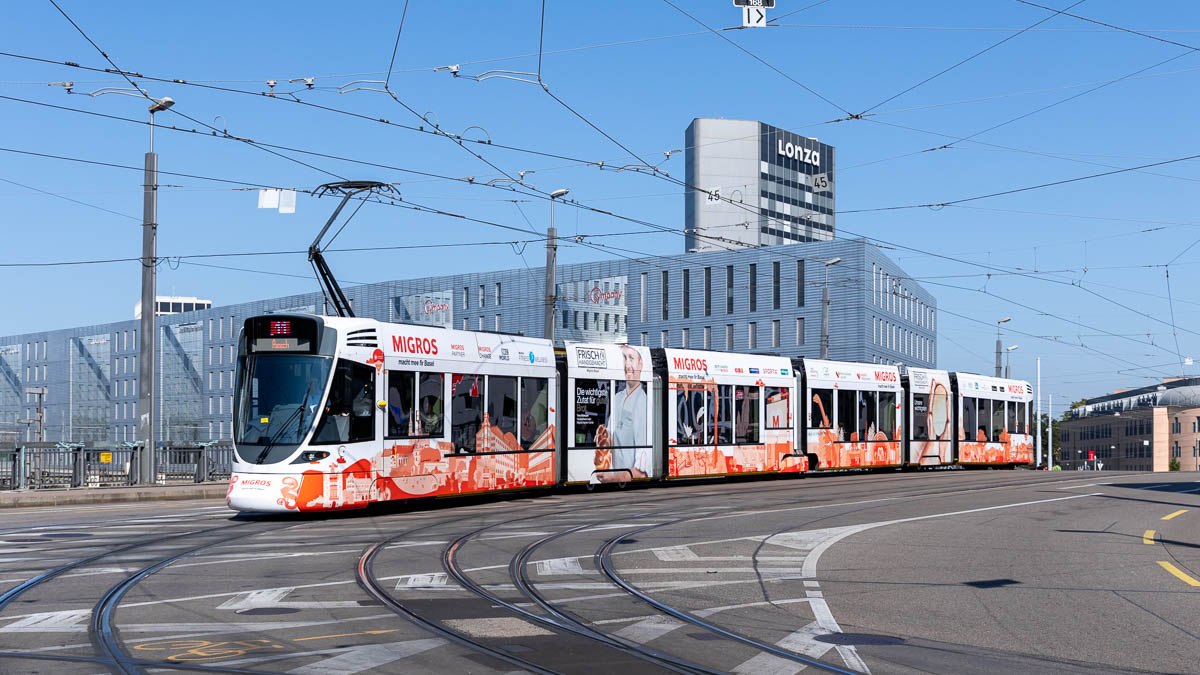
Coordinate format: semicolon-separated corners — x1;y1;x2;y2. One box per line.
423;298;449;314
590;286;623;303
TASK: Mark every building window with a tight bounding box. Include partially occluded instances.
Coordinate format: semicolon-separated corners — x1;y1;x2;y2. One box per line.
563;310;569;329
748;322;757;349
584;312;589;330
682;327;689;348
726;265;734;314
772;261;781;310
495;315;500;331
726;324;734;350
477;317;483;331
796;317;805;345
749;263;757;312
661;330;669;347
640;273;647;322
604;314;610;332
797;260;805;307
704;267;712;317
704;326;711;349
573;311;579;329
640;332;647;346
772;320;779;348
495;282;501;306
462;318;468;330
682;269;690;319
463;286;469;309
662;270;669;321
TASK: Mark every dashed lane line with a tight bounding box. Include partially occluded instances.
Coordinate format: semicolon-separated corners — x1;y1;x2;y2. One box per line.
1157;561;1200;587
1143;530;1156;545
1162;510;1189;521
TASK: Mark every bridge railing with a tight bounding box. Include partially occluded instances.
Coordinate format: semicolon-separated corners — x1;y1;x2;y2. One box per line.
0;442;237;489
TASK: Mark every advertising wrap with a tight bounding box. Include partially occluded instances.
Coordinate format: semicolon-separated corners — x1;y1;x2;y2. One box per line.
803;359;903;470
907;367;952;466
564;343;655;484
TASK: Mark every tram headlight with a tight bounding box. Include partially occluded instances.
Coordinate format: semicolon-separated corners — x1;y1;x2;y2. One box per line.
293;450;331;464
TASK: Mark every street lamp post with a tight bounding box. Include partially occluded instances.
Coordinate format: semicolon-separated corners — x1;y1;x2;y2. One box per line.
995;316;1011;377
821;257;841;359
544;189;568;345
137;95;174;484
1005;344;1019;379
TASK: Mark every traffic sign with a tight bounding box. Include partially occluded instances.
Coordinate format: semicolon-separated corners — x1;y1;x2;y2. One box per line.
743;6;767;27
100;452;113;464
733;0;775;6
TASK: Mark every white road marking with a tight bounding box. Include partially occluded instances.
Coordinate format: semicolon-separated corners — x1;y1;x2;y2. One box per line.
396;573;449;590
217;587;364;611
534;557;593;576
443;617;554;638
613;615;685;644
287;639;446;674
1140;484;1172;490
1180;487;1200;494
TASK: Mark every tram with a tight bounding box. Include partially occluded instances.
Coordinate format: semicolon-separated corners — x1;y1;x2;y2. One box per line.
227;315;1033;512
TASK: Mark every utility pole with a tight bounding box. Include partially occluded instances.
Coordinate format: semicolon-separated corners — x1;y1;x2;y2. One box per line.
995;316;1010;377
1036;357;1042;468
139;96;175;484
545;189;568;345
1048;394;1053;468
821;257;840;359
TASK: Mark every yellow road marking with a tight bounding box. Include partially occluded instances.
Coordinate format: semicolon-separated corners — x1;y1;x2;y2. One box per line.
293;629;399;642
1162;509;1188;521
1157;561;1200;587
1143;530;1156;545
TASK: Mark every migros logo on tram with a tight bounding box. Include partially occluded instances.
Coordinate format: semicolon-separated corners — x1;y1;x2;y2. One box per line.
673;356;708;372
392;335;439;355
873;370;898;382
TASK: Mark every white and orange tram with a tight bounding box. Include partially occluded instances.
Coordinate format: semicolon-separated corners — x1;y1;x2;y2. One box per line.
227;315;1034;513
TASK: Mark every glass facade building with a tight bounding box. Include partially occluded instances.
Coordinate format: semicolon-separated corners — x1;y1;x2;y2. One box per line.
685;118;835;252
0;239;934;443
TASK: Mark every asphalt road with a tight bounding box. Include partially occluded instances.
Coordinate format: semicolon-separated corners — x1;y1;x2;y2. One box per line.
0;469;1196;674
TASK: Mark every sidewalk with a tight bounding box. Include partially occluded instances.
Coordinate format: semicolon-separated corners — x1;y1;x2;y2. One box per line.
0;483;229;509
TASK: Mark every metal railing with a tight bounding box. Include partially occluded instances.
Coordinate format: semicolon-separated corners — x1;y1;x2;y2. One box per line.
0;442;236;490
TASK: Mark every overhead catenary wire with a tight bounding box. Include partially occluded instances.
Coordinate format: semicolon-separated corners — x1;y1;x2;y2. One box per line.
857;0;1086;115
7;26;1190;357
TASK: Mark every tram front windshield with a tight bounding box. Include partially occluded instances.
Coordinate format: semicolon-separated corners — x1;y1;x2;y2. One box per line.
235;354;332;463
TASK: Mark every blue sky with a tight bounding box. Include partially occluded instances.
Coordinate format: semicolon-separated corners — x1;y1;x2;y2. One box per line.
2;1;1198;407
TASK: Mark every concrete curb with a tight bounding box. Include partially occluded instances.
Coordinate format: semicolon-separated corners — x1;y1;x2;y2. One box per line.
0;483;229;509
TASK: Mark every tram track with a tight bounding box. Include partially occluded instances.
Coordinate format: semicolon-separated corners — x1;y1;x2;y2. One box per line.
352;470;1116;674
0;513;288;674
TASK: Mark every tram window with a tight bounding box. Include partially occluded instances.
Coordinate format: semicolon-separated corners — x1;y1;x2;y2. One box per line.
878;391;897;440
992;401;1005;442
810;388;833;429
312;359;375;444
962;396;977;441
836;389;858;441
574;379;610;447
677;388;706;445
716;385;734;444
735;386;760;444
520;377;549;446
386;371;415;438
765;386;791;429
451;374;483;453
487;376;519;440
912;392;929;440
860;391;878;441
418;373;444;436
1008;400;1019;436
977;398;989;442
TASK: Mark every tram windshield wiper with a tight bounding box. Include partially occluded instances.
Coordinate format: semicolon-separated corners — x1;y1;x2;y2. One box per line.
255;382;312;465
